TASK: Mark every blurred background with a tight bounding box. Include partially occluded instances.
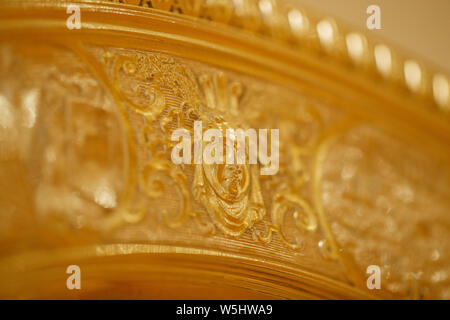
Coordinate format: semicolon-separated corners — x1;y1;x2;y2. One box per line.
297;0;450;72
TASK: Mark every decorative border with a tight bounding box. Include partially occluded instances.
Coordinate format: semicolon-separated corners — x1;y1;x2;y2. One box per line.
0;243;376;299
95;0;449;115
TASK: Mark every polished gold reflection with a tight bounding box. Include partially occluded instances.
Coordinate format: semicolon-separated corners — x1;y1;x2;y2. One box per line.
0;0;449;300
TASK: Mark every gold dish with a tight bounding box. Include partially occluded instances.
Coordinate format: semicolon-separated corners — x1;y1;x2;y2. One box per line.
0;0;449;299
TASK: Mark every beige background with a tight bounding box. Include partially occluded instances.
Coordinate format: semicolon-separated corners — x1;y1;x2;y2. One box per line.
296;0;450;73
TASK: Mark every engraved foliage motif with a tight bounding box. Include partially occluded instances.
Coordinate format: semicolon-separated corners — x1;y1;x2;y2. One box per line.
1;40;449;299
91;46;321;246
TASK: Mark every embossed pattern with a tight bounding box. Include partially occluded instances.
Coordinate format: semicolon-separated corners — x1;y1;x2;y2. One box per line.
0;0;449;299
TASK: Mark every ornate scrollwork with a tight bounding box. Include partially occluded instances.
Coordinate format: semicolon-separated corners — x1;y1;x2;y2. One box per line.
251;104;322;249
192;72;266;236
104;0;449;113
0;0;449;299
107;51;215;232
97;47;326;248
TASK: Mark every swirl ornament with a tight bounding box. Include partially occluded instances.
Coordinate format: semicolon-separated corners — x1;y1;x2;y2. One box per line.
0;0;449;300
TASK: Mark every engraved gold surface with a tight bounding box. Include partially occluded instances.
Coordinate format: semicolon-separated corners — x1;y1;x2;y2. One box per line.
0;0;449;299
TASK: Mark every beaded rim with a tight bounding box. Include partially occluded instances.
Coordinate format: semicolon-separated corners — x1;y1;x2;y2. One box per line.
96;0;449;113
3;0;450;114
